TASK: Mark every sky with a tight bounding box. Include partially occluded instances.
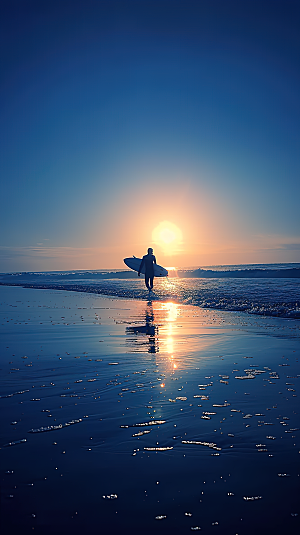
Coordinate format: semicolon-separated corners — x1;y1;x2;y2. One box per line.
1;0;300;271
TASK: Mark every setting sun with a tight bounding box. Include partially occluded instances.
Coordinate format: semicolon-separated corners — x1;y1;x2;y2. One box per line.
152;221;183;255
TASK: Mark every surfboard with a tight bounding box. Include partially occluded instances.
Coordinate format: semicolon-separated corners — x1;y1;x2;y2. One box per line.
123;257;168;277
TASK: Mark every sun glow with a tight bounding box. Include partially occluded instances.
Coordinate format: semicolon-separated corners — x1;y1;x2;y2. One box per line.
152;221;183;255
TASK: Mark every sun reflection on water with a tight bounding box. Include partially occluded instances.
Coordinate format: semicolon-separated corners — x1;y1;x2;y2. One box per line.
160;301;179;322
158;301;181;370
125;298;222;380
125;300;183;371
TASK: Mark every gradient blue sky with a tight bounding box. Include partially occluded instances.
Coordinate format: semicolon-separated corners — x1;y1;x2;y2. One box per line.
1;0;299;271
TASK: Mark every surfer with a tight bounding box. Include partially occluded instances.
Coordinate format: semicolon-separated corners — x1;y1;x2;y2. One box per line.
138;248;157;290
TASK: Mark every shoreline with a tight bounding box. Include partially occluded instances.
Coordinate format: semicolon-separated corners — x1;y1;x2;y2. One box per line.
1;285;299;534
0;280;299;320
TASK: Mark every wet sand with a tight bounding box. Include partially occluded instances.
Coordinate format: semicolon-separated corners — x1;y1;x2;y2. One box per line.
1;286;299;534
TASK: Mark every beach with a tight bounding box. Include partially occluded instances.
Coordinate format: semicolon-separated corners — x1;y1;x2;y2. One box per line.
1;285;299;534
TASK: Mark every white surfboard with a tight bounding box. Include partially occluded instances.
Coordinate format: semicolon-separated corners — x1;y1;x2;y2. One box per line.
124;257;168;277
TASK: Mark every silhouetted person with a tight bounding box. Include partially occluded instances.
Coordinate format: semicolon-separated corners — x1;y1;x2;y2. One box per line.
138;248;156;290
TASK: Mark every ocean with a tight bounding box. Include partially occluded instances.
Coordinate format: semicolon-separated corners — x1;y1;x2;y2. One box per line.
1;263;299;318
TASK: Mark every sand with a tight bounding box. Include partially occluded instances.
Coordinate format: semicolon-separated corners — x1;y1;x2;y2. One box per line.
1;285;299;534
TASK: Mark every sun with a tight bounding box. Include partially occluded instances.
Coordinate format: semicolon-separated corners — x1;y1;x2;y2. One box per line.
152;221;183;255
160;228;176;244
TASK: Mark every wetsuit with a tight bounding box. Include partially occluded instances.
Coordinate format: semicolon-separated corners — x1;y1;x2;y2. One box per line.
139;253;156;290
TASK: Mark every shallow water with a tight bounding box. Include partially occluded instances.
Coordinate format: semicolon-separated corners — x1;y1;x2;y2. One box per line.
1;286;299;534
1;263;300;318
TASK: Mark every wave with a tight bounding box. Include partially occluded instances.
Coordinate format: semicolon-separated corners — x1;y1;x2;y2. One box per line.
0;264;299;319
178;267;300;278
1;279;299;320
1;263;300;281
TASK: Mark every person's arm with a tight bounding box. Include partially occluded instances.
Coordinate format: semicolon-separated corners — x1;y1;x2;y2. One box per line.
153;256;156;264
138;257;145;276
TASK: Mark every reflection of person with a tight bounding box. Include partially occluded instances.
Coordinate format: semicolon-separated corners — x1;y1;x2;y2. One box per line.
138;247;156;290
125;301;159;353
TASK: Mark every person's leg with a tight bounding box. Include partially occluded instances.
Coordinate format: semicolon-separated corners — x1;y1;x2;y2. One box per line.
149;277;154;290
145;275;150;290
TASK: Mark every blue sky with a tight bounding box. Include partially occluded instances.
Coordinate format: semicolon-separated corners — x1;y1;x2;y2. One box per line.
1;0;299;270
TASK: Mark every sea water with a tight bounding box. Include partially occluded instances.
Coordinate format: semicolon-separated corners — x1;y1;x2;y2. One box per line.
1;263;299;318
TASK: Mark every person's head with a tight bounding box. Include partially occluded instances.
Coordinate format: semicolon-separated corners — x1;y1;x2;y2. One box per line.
147;247;153;255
